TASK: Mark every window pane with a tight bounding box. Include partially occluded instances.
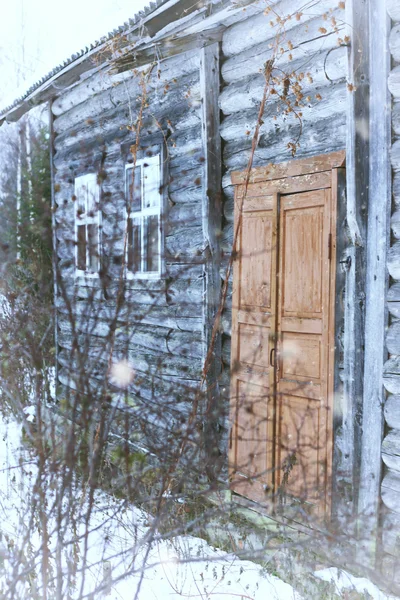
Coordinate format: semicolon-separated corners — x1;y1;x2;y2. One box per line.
143;159;160;209
77;225;86;271
126;167;141;212
76;182;87;215
87;182;98;216
127;217;141;273
143;215;159;273
87;223;99;272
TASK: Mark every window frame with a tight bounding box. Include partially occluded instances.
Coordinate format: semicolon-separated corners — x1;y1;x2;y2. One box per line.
124;153;163;280
74;173;101;278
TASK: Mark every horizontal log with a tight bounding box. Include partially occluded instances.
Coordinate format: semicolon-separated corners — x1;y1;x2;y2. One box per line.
391;210;400;239
382;469;400;514
54;93;201;161
223;113;346;176
388;66;400;100
382;430;400;472
387;241;400;280
165;225;204;259
388;302;400;318
385;396;400;430
393;102;400;136
222;18;345;86
52;49;201;117
394;172;400;208
59;320;203;359
54;69;201;135
384;357;400;394
58;299;202;332
221;82;346;143
382;512;400;561
387;0;400;22
222;0;344;58
388;283;400;302
167;201;201;227
390;24;400;62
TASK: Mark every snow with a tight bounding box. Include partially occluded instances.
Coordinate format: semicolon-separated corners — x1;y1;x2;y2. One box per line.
0;411;302;599
315;567;399;600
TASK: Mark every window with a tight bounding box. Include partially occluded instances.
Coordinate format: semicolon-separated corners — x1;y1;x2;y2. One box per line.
125;154;162;277
74;173;100;275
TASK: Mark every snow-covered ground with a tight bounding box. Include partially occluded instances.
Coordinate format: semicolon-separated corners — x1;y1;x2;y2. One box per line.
0;413;301;599
0;411;398;600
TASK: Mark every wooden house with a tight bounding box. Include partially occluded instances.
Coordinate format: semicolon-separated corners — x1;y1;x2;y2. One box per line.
1;0;400;578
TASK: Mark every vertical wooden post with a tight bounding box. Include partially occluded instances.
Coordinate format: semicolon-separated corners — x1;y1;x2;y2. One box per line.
357;0;391;563
199;42;222;478
339;0;369;528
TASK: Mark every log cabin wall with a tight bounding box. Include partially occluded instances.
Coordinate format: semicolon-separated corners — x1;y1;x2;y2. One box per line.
381;0;400;573
52;48;207;454
219;1;352;514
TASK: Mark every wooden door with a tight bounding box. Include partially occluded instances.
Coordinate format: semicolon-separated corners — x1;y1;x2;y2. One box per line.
275;189;332;513
229;188;278;504
229;153;342;518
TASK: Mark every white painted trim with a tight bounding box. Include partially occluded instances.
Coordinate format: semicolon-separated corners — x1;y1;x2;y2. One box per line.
74;172;101;278
124;154;163;280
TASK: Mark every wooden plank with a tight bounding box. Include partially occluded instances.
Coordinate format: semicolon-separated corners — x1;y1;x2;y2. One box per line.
387;0;400;22
199;42;222;479
229;189;277;500
340;0;369;540
231;151;345;185
242;172;332;198
357;0;391;562
385;396;400;430
331;167;347;521
222;0;345;58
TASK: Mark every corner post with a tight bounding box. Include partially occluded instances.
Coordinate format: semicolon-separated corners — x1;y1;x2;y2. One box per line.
357;0;391;562
199;42;223;478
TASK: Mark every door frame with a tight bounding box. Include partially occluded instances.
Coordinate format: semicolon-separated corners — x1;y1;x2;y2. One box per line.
228;150;346;521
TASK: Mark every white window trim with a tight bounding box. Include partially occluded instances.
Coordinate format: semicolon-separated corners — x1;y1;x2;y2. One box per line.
125;154;163;280
74;173;101;278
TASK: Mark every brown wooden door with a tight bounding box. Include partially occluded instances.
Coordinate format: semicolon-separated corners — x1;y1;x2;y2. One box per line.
229;161;338;517
229;188;278;504
275;189;332;513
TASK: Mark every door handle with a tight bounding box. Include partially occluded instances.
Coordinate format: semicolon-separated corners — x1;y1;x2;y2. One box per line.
270;347;278;369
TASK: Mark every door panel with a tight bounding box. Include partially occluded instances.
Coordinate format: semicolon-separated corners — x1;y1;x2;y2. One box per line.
229;173;335;518
276;189;332;512
230;190;278;501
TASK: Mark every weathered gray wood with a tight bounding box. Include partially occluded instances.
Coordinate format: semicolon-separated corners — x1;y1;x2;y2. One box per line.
393;102;400;136
54;84;201;153
222;0;345;58
391;210;400;239
165;225;204;259
222;14;345;85
387;242;400;279
220;47;346;116
382;430;400;472
52;49;200;117
390;24;400;62
199;41;223;479
387;0;400;22
385;396;400;430
388;67;400;100
382;511;400;557
357;0;391;559
222;113;347;176
331;168;350;523
220;82;346;143
382;470;400;514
